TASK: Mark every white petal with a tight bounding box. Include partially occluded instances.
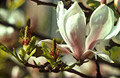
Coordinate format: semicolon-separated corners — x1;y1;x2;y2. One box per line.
61;54;77;65
56;1;67;21
59;44;71;51
95;52;114;63
105;18;120;39
56;1;70;46
57;2;86;59
95;40;110;52
65;12;86;59
37;39;53;48
86;4;114;50
37;39;71;54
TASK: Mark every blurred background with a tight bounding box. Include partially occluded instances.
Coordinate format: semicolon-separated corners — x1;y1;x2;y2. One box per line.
0;0;120;78
0;0;61;78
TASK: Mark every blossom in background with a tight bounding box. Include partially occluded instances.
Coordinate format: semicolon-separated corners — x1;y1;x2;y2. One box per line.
114;0;120;13
37;1;120;62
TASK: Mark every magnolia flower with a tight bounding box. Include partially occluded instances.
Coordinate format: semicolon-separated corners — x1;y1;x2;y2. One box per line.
37;1;120;62
114;0;120;13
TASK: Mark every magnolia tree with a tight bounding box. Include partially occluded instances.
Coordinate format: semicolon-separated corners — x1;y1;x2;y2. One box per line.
0;0;120;78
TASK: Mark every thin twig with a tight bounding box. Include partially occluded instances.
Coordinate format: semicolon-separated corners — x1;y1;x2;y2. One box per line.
95;56;102;78
0;21;51;39
0;21;21;30
66;69;94;78
107;1;114;6
78;2;92;11
96;57;120;69
30;0;57;7
24;62;94;77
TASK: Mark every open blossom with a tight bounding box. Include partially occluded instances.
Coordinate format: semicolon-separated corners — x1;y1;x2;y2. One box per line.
37;1;120;62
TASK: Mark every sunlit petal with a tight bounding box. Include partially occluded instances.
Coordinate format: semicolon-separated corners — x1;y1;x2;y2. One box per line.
105;18;120;39
56;1;70;46
95;52;114;63
57;1;86;59
65;12;86;59
86;4;114;50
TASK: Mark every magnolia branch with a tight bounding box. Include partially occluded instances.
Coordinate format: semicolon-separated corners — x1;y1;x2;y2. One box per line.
30;0;57;7
107;1;114;6
24;62;94;78
95;56;102;78
65;69;94;78
30;0;93;22
0;21;51;39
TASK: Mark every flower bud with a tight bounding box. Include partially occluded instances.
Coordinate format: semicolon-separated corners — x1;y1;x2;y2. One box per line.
114;0;120;14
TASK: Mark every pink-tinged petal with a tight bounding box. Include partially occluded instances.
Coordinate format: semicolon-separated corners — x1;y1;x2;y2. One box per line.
81;50;93;60
105;18;120;39
86;4;114;50
59;44;71;52
57;1;86;59
65;13;86;59
37;39;71;55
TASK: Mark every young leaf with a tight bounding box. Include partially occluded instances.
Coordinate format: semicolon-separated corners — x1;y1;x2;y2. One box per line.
19;48;26;60
109;46;120;63
19;29;24;38
27;48;36;61
25;36;36;52
7;0;25;10
13;48;19;59
0;43;14;56
87;0;100;10
41;42;55;65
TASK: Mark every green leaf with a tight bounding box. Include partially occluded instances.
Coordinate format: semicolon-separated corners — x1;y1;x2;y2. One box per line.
19;48;26;60
7;0;25;10
0;43;22;63
13;48;19;59
12;48;23;63
19;29;24;38
25;36;36;52
56;54;62;62
108;46;120;63
0;43;14;56
41;42;55;65
87;0;100;10
27;48;36;61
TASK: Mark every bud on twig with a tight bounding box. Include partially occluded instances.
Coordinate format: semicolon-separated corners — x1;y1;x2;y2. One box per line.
19;19;31;45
